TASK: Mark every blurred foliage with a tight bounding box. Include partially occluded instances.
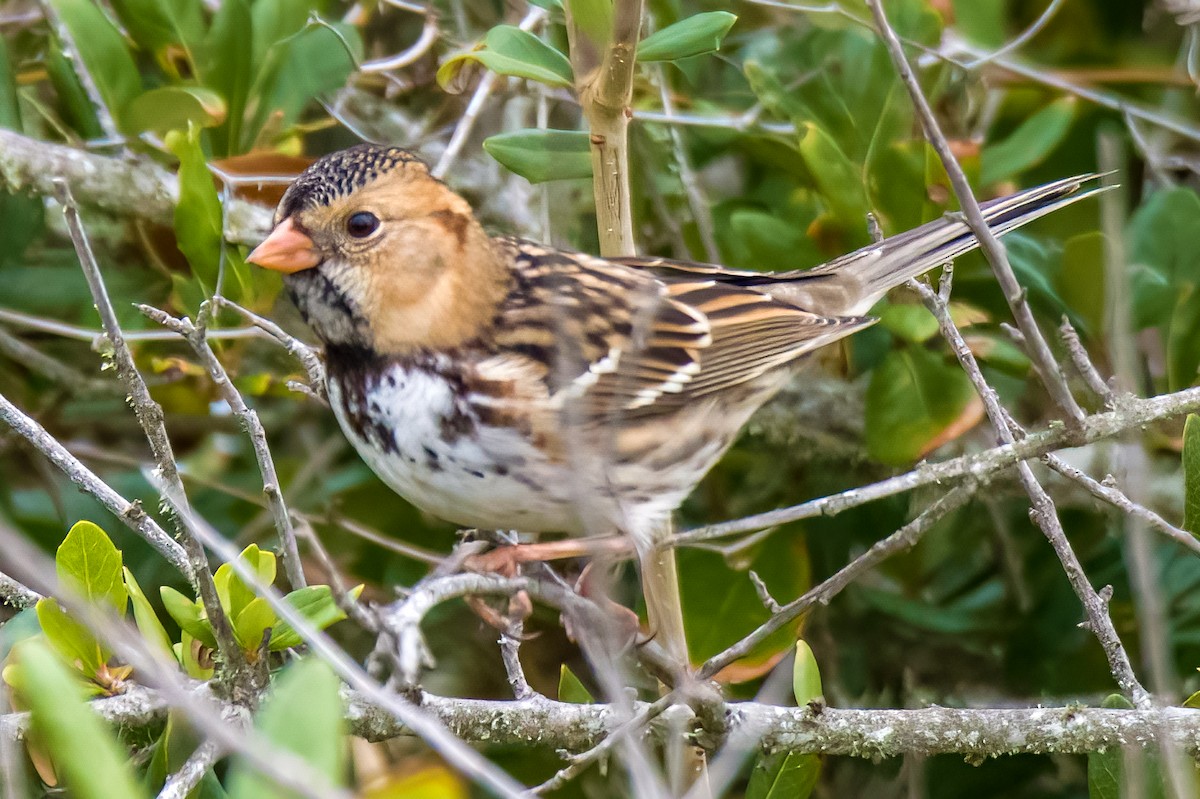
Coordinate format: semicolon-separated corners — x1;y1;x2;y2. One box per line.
0;0;1198;796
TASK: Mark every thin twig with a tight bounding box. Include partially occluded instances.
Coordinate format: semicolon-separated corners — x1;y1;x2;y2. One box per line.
866;0;1084;424
139;303;307;592
676;381;1200;545
0;391;190;575
0;325;115;392
1059;318;1117;407
699;485;974;679
214;298;326;400
54;181;246;674
156;740;224;799
0;569;41;609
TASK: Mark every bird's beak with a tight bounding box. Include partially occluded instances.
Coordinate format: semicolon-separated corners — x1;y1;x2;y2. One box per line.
246;218;322;273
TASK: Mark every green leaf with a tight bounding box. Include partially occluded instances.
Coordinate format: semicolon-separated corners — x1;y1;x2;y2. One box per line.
12;641;147;799
160;586;217;650
1167;282;1200;391
746;752;820;799
980;98;1076;186
865;346;978;465
792;641;822;706
877;304;939;344
108;0;204;58
45;0;142;130
483;129;593;183
637;12;737;62
268;584;362;650
1058;231;1106;337
36;598;107;676
235;597;277;651
438;27;574;92
123;568;175;658
557;664;594;703
124;86;226;136
44;44;104;138
200;0;252;156
57;520;126;615
226;659;347;799
1127;188;1200;329
1183;415;1200;535
214;544;276;622
797;122;868;229
0;36;45;267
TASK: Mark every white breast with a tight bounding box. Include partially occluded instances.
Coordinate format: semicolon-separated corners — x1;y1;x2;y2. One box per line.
327;363;582;533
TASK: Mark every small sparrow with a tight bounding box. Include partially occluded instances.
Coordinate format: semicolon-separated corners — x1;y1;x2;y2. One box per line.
248;143;1098;669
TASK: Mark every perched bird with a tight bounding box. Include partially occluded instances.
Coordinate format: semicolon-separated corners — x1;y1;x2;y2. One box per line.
248;143;1099;671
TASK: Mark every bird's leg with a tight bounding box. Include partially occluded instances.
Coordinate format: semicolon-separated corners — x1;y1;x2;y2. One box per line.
463;533;634;575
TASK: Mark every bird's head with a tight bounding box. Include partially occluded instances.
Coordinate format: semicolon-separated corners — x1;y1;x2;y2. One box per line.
248;144;509;354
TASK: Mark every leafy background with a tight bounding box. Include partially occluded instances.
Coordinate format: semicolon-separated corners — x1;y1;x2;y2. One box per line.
0;0;1198;796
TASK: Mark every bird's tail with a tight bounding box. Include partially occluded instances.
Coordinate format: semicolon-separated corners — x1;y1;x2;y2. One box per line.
797;174;1107;316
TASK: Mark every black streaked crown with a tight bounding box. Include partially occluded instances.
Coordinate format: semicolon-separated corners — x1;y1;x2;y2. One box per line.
276;143;425;222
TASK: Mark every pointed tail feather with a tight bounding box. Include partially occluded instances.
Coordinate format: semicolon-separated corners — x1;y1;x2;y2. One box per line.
807;174;1107;316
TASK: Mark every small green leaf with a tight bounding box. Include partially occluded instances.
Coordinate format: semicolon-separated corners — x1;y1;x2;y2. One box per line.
268;585;362;650
438;26;574;92
483;129;593;183
792;641;823;706
1183;415;1200;535
234;597;277;652
980;98;1076;186
45;0;142;129
557;664;594;703
746;752;820;799
123;568;174;659
877;304;939;344
1183;689;1200;709
57;521;126;616
124;86;227;135
637;12;737;62
797;123;868;229
160;586;217;650
12;641;148;799
36;598;107;676
865;345;978;465
214;544;276;622
1058;231;1106;337
199;0;252;156
226;659;347;799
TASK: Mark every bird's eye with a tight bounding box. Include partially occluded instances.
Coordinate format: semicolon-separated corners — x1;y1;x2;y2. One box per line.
345;211;380;238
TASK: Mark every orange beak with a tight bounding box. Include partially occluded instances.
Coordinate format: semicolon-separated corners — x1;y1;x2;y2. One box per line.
246;218;322;273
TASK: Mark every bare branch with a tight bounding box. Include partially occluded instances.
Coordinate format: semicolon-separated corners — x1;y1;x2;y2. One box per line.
156;740;223;799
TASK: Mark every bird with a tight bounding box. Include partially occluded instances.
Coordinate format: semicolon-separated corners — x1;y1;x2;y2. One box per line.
247;142;1100;674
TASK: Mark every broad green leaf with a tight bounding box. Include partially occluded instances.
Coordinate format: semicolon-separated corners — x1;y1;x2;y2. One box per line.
865;346;978;465
160;586;217;650
728;208;824;270
877;304;939;344
792;641;822;705
0;36;44;266
637;12;737;62
797;122;868;230
746;752;820;799
108;0;204;59
483;129;592;183
124;86;226;135
45;0;141;129
1183;415;1200;534
57;521;126;615
44;44;104;138
1127;188;1200;329
557;664;594;703
226;659;347;799
200;0;252;156
950;0;1007;47
1058;231;1106;337
123;568;174;658
268;584;362;650
1167;283;1200;391
438;27;573;92
36;598;107;676
13;641;147;799
980;98;1076;186
235;597;277;652
165;124;253;304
